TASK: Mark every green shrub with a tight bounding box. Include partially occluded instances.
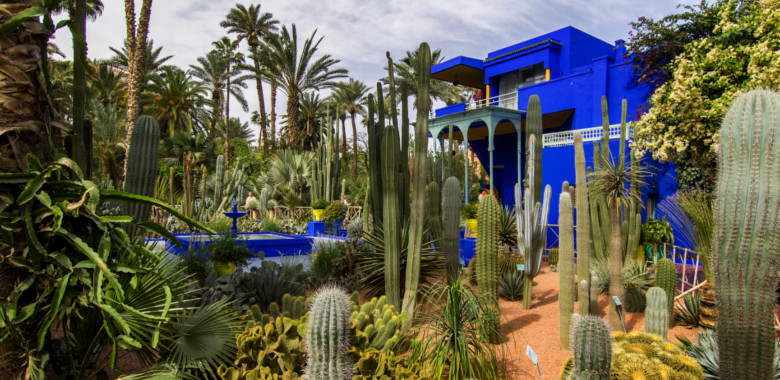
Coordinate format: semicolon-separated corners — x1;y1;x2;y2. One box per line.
308;240;364;292
201;261;305;313
461;202;478;219
312;198;329;209
207;215;233;233
310;240;343;281
321;201;348;223
183;248;212;285
260;219;282;232
206;235;255;266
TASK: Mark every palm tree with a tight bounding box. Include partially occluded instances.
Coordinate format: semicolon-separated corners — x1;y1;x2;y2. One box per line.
161;131;220;169
261;24;348;145
216;116;255;142
212;37;247;123
91;100;126;185
383;48;467;108
298;91;326;149
220;3;278;151
109;39;172;79
333;79;369;174
123;0;154;169
142;67;209;137
89;62;126;106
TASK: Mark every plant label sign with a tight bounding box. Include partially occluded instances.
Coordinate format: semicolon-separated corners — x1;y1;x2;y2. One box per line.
460;259;465;267
517;264;525;271
527;345;542;379
612;296;622;306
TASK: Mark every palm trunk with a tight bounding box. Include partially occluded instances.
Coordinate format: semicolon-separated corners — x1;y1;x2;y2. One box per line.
341;117;347;154
350;112;358;175
270;82;276;148
225;62;231;163
287;91;300;143
70;0;88;177
122;0;153;183
608;198;624;330
251;47;267;152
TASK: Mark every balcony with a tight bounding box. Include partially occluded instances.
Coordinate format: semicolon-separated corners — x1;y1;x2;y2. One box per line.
433;92;519;118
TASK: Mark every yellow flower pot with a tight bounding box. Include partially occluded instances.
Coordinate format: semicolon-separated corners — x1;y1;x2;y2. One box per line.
467;219;478;237
213;261;235;276
313;209;325;221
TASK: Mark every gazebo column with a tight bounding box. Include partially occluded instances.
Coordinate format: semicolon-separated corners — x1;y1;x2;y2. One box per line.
462;126;470;204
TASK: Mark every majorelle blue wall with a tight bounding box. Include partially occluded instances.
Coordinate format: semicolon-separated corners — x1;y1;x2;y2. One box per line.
437;26;683;248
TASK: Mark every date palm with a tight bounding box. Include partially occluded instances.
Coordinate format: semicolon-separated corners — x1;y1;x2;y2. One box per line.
89;62;126;106
299;91;326;149
333;79;368;174
109;39;172;79
261;24;348;145
212;37;247;124
189;51;248;132
91;100;125;185
142;66;209;137
220;3;278;151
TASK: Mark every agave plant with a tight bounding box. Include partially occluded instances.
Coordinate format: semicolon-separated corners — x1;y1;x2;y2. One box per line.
498;205;517;248
678;329;780;379
675;292;702;328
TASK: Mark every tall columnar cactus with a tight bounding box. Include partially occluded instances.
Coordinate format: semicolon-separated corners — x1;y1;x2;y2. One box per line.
195;165;207;222
645;287;668;340
477;193;501;343
574;132;591;304
526;95;543;205
590;272;600;316
340;179;347;201
311;111;341;203
381;102;402;309
655;258;677;324
424;182;443;251
305;286;353;380
182;153;194;219
579;280;590;315
442;176;462;282
214;154;225;214
559;192;575;349
570;315;612;379
712;89;780;380
259;188;269;219
123;115;160;239
402;43;432;319
516;134;552;309
168;166;174;206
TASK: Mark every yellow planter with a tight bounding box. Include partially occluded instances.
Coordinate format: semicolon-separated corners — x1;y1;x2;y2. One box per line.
467;219;478;237
213;261;235;276
313;209;325;221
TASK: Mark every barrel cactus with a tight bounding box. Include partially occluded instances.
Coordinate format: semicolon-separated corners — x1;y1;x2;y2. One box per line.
123;115;160;239
645;287;668;340
305;286;353;380
570;315;612;379
712;89;780;380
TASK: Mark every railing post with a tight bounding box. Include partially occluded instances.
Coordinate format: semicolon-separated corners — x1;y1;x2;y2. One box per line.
682;248;689;293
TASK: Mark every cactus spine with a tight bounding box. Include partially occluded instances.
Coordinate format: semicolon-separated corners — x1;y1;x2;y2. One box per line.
570;315;611;379
655;258;677;324
442;177;462;282
516;133;552;309
477;193;500;343
712;90;780;380
123;115;160;239
214;154;225;215
559;192;575;349
401;43;432;319
305;286;353;380
645;287;668;340
574;132;592;315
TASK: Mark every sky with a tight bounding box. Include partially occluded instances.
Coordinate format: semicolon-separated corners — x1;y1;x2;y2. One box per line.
52;0;696;144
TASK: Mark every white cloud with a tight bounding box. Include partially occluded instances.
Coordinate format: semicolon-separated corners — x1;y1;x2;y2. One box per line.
53;0;697;143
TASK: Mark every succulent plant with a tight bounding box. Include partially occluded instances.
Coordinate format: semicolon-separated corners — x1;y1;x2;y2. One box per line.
655;258;677;325
559;192;575;349
123;115;160;239
477;193;501;343
305;286;353;380
645;287;669;340
570;315;612;379
442;177;462;281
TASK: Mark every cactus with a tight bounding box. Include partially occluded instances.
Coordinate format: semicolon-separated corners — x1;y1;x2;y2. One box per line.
195;165;207;222
305;286;353;380
168;166;174;206
442;177;462;281
123;115;160;239
214;154;225;215
548;247;559;267
590;272;600;316
381;94;402;309
311;108;341;204
401;43;431;319
259;188;269;219
477;193;501;343
424;182;443;252
574;132;592;300
712;90;780;380
559;192;575;349
645;287;668;340
340;178;347;201
515;135;552;309
570;315;612;379
655;258;677;324
182;152;194;219
526;95;543;205
578;280;590;315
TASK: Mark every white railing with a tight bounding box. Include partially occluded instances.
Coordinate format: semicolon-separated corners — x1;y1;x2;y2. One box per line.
543;124;634;148
466;92;519;111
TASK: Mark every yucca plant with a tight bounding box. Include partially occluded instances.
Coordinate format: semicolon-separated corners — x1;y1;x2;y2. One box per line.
410;278;502;379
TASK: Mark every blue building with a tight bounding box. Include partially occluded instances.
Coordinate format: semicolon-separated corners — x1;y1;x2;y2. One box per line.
428;26;679;245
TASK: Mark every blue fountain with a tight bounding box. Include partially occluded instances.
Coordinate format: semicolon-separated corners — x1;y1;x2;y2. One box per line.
222;198;247;236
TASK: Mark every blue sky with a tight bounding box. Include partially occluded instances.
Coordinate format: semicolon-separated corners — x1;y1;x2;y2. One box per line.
52;0;696;142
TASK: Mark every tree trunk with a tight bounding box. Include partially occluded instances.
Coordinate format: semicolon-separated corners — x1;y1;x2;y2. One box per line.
286;90;300;143
0;2;50;375
341;117;347;154
608;198;624;330
122;0;153;183
251;47;267;152
225;61;230;163
270;82;276;148
70;0;88;176
351;112;358;175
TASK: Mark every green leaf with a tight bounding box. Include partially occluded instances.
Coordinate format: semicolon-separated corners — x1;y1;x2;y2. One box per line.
99;189;215;234
61;232;124;300
117;334;142;350
0;172;36;184
99;215;133;224
37;273;70;350
7;256;36;271
139;221;181;247
48;252;72;268
96;302;130;335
